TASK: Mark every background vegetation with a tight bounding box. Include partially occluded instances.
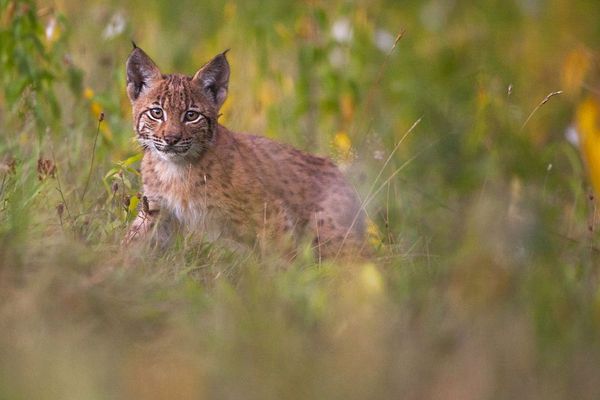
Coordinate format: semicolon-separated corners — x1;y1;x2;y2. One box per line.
2;0;600;398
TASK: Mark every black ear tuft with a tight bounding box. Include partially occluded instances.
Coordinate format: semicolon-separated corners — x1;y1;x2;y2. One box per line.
192;51;230;109
126;46;161;101
131;40;138;49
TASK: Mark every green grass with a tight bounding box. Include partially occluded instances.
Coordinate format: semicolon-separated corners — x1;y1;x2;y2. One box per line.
2;0;600;398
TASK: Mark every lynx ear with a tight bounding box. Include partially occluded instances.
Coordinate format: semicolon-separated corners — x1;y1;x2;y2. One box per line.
126;47;162;101
192;51;230;109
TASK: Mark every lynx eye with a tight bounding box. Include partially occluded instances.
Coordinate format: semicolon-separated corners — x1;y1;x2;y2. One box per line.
149;107;164;120
184;110;201;122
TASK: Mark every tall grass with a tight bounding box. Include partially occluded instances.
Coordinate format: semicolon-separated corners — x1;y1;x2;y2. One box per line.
2;0;600;398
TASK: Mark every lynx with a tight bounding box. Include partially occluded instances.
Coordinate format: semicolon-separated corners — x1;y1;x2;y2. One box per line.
124;45;365;259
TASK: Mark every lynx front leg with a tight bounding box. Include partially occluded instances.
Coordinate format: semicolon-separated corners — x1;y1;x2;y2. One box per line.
122;196;174;247
123;196;159;245
123;212;152;244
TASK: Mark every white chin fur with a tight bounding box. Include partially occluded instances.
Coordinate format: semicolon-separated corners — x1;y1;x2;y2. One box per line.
152;147;193;163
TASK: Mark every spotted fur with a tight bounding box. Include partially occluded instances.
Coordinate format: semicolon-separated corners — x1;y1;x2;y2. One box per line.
124;47;366;259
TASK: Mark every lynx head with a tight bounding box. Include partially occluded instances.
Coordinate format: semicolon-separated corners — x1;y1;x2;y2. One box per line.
126;45;229;162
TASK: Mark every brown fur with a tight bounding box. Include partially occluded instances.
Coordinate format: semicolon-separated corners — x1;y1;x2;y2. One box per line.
123;46;365;259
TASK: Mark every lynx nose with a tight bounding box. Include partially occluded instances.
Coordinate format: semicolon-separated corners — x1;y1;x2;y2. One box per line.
164;134;181;146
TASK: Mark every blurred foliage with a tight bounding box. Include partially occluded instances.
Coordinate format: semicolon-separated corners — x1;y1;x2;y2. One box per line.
2;0;600;398
0;0;81;133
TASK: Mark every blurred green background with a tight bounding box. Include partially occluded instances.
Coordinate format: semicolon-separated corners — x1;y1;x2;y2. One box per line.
2;0;600;398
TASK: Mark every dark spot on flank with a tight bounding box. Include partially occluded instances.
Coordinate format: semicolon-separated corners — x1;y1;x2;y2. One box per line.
230;217;243;225
307;156;327;166
291;160;305;167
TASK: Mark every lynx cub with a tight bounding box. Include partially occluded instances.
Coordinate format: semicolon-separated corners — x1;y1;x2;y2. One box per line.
124;45;365;259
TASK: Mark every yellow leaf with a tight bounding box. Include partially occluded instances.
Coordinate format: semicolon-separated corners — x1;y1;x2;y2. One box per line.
219;93;232;124
100;124;113;142
83;87;95;100
128;195;140;216
576;96;600;196
562;47;590;95
90;101;103;119
367;218;383;247
360;263;383;295
122;152;143;167
334;131;352;156
340;93;354;123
